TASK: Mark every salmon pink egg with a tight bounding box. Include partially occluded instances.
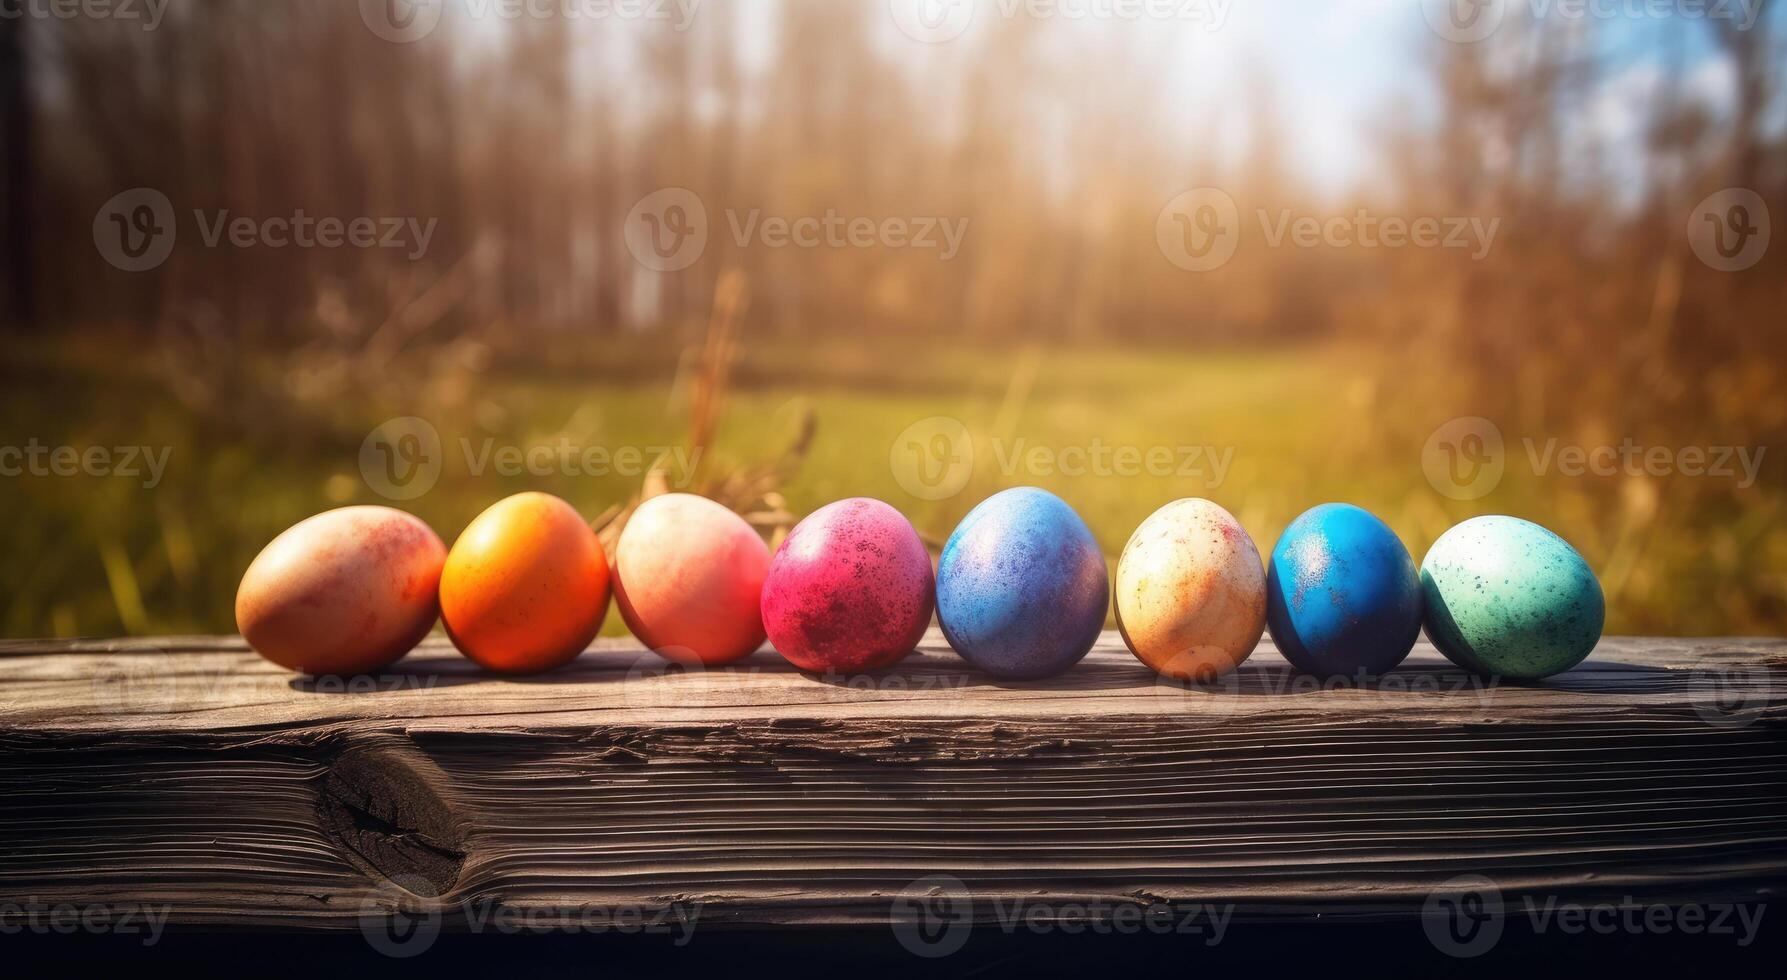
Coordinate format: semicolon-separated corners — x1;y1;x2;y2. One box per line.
614;493;771;665
760;498;934;673
236;506;446;676
440;492;610;674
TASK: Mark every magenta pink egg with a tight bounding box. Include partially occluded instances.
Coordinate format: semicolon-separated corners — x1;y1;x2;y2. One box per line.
761;498;935;673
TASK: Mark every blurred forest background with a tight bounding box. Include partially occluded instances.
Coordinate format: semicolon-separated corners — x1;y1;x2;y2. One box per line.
0;0;1782;638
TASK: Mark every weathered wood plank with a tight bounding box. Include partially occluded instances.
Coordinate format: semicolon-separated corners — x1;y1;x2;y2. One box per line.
1;632;1783;930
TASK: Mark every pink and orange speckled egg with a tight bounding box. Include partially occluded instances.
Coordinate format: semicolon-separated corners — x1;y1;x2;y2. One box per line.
760;498;934;673
1114;498;1267;682
613;493;771;666
236;506;447;676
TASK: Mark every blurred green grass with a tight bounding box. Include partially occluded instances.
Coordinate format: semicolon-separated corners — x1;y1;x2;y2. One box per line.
2;333;1780;638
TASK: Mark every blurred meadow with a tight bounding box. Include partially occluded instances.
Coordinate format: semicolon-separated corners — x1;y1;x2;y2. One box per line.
1;1;1783;638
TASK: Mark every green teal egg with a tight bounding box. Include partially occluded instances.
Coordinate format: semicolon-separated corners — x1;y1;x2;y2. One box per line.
1420;516;1604;679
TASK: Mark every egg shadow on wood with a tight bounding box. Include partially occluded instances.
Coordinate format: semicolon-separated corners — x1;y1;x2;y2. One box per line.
286;659;494;692
283;641;1653;697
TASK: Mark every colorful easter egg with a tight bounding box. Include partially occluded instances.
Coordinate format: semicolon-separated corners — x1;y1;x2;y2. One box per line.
440;492;610;674
614;493;771;665
1420;515;1604;679
760;498;934;673
1265;503;1423;677
936;487;1109;679
236;506;446;675
1115;498;1266;682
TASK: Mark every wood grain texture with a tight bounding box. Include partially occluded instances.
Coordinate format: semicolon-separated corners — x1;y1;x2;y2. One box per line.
1;632;1783;930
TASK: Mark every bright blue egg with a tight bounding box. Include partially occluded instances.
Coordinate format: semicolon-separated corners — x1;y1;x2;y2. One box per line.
1265;503;1422;677
936;487;1109;679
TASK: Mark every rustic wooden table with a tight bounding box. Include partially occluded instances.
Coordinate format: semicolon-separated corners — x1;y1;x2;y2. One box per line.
2;631;1783;939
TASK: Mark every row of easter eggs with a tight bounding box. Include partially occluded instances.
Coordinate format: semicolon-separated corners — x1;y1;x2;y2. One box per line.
236;488;1605;681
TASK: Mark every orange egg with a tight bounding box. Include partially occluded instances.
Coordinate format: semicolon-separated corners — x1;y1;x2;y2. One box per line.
613;493;771;665
440;492;610;673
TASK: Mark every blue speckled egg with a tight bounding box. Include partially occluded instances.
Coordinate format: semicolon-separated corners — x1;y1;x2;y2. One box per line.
1420;515;1604;679
936;487;1109;679
1266;503;1423;677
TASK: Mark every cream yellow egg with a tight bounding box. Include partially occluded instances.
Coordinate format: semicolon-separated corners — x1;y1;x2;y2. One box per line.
1115;498;1267;682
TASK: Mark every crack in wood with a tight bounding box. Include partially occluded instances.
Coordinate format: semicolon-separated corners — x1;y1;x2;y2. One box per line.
317;737;468;897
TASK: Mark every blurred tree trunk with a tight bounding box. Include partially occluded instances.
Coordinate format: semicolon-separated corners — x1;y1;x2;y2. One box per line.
0;16;36;330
